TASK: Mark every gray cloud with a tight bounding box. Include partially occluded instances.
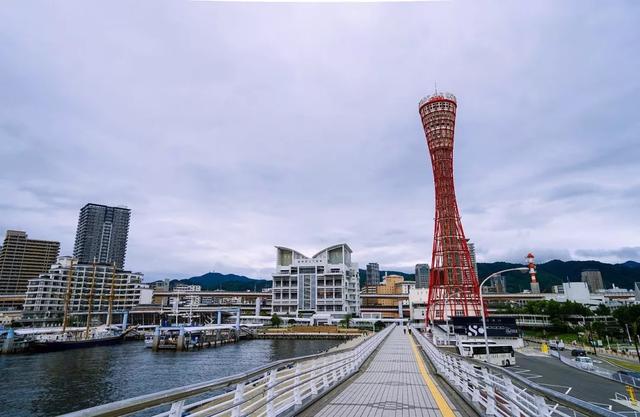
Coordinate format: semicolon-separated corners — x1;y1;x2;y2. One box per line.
0;1;638;280
575;247;640;263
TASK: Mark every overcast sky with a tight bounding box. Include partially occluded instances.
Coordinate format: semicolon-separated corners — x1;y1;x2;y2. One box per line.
1;1;638;280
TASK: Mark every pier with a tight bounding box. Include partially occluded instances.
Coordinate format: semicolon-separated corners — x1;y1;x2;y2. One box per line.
150;324;242;351
303;326;456;417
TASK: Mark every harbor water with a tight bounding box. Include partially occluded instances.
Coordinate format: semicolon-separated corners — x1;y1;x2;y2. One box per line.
0;338;343;417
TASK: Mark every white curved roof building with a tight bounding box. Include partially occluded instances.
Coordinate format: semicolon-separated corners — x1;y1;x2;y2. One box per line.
272;244;360;318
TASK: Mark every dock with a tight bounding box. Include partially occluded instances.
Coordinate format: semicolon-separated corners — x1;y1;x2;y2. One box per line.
150;324;246;351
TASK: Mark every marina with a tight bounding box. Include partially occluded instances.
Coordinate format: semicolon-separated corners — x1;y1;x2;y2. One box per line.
0;336;344;417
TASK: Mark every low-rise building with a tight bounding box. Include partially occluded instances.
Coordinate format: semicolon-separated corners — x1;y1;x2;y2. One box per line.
409;287;429;325
170;284;202;308
360;274;412;320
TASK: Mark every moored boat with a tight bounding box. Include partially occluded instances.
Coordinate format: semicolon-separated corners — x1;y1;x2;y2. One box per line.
31;332;125;352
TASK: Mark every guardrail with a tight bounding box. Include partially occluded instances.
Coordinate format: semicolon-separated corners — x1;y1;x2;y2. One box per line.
60;325;393;417
548;350;640;389
410;326;623;417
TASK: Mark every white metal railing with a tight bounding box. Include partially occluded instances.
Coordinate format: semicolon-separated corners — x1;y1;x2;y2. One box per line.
60;325;393;417
614;393;640;417
410;326;622;417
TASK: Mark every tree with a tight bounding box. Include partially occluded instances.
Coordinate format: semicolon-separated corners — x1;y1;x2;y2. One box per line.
374;321;385;331
340;314;353;329
270;314;283;328
612;305;640;363
594;304;611;316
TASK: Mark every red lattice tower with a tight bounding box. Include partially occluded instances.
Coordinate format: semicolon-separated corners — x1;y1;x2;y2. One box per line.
418;92;483;322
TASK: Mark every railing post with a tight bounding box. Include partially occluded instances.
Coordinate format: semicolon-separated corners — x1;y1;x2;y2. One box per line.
482;367;497;415
502;375;521;416
534;395;552;417
231;382;245;417
461;362;474;398
453;358;465;390
266;369;277;417
168;400;184;417
321;357;329;390
310;358;319;396
293;363;302;405
485;385;497;415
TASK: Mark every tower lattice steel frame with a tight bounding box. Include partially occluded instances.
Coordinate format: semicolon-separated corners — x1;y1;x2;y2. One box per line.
418;92;483;322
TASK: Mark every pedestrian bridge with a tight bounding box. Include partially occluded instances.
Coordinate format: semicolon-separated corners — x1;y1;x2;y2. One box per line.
60;325;609;417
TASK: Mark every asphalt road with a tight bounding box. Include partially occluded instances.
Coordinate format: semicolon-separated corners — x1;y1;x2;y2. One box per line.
513;352;636;413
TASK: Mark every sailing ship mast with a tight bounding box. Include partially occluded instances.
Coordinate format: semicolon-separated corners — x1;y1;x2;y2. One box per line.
61;258;76;333
106;261;117;327
84;259;98;339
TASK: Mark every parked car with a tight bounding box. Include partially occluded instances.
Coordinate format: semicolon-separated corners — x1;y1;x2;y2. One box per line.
574;356;594;370
571;349;587;357
549;340;565;351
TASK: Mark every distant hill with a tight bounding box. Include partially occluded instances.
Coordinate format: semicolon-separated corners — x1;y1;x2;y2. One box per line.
477;260;640;293
164;272;271;292
157;260;640;293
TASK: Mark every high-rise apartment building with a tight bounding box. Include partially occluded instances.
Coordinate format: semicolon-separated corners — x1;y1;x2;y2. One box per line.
73;204;131;269
272;244;360;318
366;263;380;287
415;263;430;289
22;256;150;323
467;240;479;279
0;230;60;301
492;274;506;294
581;269;604;292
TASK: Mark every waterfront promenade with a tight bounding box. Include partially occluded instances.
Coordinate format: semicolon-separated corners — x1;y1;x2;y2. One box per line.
306;326;458;417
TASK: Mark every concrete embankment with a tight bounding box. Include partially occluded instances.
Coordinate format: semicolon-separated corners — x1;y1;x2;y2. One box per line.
253;332;363;340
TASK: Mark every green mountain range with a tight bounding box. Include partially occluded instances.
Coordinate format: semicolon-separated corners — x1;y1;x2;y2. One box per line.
160;260;640;293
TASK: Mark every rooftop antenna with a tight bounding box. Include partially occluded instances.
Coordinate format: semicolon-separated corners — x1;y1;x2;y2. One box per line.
434;81;438;94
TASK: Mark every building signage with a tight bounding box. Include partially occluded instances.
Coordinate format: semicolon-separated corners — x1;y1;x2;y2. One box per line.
451;316;519;337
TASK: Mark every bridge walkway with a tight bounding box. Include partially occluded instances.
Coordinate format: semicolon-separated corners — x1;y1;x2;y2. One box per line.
310;326;459;417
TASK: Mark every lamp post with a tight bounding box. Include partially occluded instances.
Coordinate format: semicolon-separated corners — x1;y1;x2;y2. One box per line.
479;267;529;361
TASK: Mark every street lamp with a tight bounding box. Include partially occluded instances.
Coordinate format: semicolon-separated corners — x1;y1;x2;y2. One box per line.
479;267;529;361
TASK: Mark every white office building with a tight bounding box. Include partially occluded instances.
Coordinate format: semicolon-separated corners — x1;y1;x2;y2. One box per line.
272;244;360;319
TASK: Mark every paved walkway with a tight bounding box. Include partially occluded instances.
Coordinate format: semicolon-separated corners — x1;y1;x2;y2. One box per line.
315;326;457;417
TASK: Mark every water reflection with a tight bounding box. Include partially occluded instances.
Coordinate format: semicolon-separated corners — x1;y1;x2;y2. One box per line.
0;338;342;417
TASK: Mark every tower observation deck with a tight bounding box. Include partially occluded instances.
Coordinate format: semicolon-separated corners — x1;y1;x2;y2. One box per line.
418;92;483;321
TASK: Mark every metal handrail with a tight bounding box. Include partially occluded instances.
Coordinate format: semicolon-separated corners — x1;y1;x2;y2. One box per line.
60;325;393;417
410;326;624;417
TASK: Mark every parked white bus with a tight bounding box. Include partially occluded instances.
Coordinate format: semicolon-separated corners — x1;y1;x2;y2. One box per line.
457;341;516;367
